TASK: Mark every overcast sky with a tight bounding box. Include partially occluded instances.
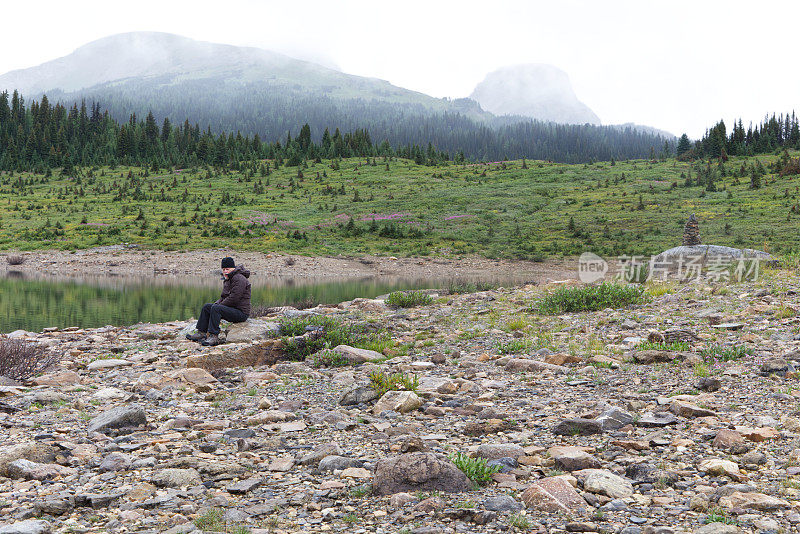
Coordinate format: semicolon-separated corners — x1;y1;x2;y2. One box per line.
0;0;796;138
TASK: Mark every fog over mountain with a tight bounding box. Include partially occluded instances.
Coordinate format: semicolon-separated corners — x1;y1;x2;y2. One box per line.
0;32;447;110
470;64;601;125
0;32;674;162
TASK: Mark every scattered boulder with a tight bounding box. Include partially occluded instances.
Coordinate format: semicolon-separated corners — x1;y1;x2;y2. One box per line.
521;476;587;513
0;442;56;477
0;520;51;534
634;350;675;364
151;468;202;488
698;459;746;481
87;405;147;434
636;412;678;427
697;377;722;392
318;456;363;472
484;495;523;512
339;385;379;406
6;459;75;480
372;390;422;414
552;418;602;436
718;491;790;511
372;453;472;495
670;400;716;418
99;452;133;472
548;446;601;471
87;358;132;370
333;345;386;363
577;469;633;499
595;407;634;431
712;430;746;451
224;319;280;343
299;443;342;466
475;444;524;461
31;371;81;387
505;358;567;374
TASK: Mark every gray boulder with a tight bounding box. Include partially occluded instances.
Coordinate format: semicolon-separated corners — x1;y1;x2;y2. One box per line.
87;405;146;434
0;521;51;534
372;452;473;495
225;319;280;344
339;385;378;406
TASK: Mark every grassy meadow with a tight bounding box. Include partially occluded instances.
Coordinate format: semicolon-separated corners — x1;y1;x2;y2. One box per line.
0;152;798;260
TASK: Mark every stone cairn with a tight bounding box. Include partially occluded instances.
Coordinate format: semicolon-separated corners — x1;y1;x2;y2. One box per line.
682;214;701;246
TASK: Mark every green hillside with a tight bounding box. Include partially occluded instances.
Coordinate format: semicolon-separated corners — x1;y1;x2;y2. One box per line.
1;152;798;260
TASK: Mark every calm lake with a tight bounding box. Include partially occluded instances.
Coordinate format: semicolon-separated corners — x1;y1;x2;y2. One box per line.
0;271;527;333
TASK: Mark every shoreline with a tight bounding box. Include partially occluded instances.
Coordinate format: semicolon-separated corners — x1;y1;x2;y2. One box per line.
2;248;579;283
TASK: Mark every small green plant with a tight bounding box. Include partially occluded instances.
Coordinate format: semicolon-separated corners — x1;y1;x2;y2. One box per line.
448;451;502;486
508;513;532;530
694;362;710;377
644;280;676;298
636;340;690;351
530;331;556;351
701;345;753;361
349;485;372;498
194;509;225;531
386;291;434;308
455;499;477;509
704;507;738;525
342;512;359;524
533;282;646;315
496;339;530;354
369;370;419;397
504;317;531;331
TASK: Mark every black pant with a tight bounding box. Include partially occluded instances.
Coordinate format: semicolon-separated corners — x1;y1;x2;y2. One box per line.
196;303;248;335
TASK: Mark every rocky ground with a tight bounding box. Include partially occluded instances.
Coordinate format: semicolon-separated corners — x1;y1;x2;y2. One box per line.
2;247;575;283
1;268;799;534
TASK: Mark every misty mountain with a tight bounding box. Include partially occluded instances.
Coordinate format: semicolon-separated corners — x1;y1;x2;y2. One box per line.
0;32;673;163
0;32;485;119
470;64;601;125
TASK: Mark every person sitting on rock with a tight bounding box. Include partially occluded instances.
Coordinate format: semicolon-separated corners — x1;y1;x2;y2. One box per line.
187;257;251;346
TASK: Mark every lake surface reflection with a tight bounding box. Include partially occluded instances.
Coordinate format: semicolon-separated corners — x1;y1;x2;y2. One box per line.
0;270;527;333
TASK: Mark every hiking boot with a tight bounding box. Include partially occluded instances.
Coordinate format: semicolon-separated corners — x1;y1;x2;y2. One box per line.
201;334;221;347
186;331;207;342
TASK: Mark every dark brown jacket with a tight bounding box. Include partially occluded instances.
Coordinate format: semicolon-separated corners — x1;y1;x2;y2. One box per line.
215;265;251;315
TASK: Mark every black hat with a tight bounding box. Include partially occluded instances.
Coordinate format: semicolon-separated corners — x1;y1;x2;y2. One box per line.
221;257;235;269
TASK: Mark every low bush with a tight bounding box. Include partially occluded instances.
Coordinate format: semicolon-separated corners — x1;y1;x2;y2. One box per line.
533;282;646;315
448;451;502;486
496;339;531;355
5;255;25;266
444;281;499;294
311;348;350;368
369;370;419;397
701;345;753;362
277;315;391;361
0;339;61;381
386;291;433;308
